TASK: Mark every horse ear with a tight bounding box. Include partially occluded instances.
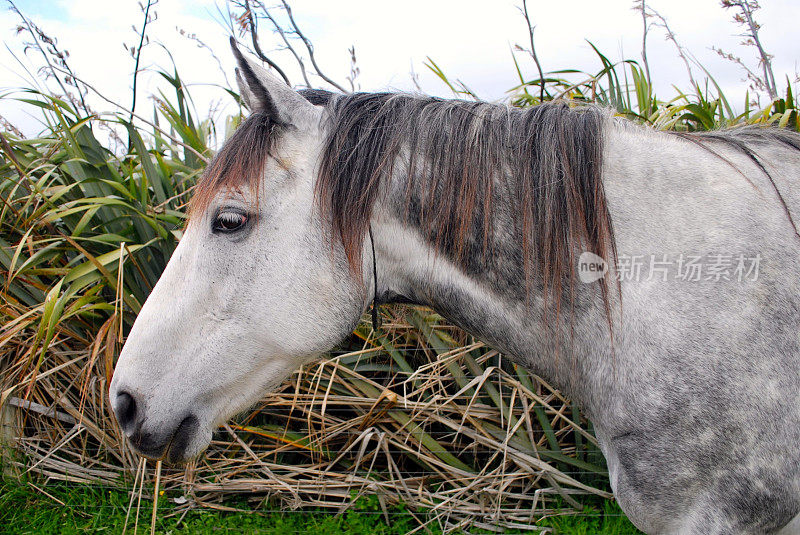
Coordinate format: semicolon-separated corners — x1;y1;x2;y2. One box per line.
230;37;315;126
234;67;258;112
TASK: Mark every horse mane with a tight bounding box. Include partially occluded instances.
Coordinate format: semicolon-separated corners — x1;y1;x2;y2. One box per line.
314;93;616;322
190;111;279;220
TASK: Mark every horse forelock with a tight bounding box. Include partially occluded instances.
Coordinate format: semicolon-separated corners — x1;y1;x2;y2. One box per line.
189;111;279;222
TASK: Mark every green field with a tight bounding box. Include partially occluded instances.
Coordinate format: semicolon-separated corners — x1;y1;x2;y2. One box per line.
0;477;641;534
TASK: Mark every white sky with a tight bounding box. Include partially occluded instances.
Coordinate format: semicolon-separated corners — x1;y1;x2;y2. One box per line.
2;0;798;138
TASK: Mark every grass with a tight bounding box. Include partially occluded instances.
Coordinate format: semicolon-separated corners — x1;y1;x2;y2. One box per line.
0;478;415;534
537;502;644;535
0;476;642;534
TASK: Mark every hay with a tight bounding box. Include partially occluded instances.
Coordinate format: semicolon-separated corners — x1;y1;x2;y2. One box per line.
1;304;610;533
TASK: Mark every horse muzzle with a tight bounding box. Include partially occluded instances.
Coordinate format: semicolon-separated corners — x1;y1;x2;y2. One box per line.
110;388;201;464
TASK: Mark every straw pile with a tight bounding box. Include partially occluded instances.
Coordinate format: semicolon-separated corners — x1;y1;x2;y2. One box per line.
2;301;611;532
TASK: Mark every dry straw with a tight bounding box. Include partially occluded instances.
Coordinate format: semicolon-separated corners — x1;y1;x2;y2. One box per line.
1;301;611;532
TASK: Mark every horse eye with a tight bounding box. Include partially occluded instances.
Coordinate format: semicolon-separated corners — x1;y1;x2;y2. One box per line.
212;211;248;233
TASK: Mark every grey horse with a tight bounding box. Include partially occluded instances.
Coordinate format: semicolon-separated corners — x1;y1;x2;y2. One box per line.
109;43;800;534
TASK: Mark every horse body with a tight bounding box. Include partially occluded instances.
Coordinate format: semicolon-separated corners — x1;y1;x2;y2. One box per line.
574;127;800;533
110;44;800;534
368;115;800;533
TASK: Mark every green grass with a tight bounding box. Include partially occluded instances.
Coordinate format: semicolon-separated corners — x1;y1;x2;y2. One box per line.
0;476;642;534
0;476;417;535
536;501;644;535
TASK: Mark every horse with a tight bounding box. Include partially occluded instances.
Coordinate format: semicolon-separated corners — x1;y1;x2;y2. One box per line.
109;41;800;534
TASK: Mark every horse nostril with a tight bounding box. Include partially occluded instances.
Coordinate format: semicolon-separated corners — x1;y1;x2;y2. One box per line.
114;391;138;431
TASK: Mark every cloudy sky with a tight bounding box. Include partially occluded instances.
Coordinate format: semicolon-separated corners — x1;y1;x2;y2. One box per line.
2;0;798;138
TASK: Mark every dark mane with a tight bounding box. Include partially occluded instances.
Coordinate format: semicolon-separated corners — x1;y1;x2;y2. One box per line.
314;94;616;321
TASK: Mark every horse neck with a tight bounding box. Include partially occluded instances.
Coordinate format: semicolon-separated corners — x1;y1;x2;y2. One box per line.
370;164;616;410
